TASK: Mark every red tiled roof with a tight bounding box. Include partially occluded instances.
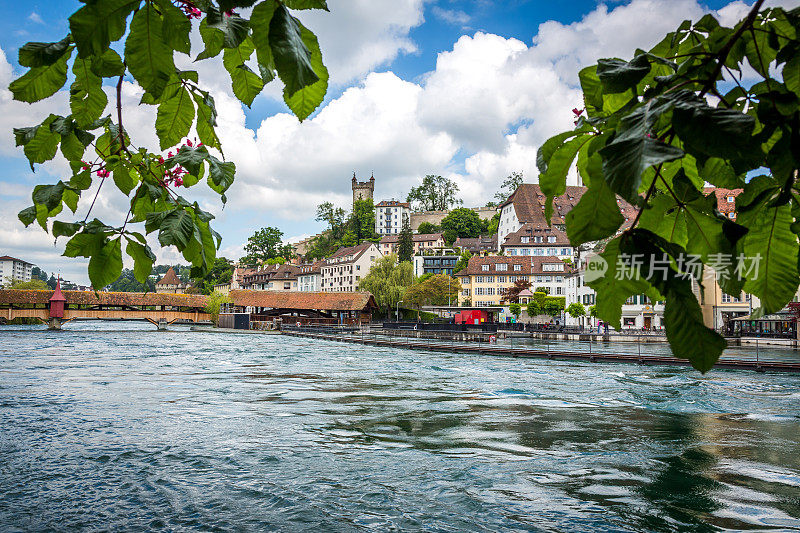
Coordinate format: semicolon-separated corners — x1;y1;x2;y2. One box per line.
156;267;185;286
0;290;207;308
376;200;410;208
454;235;497;251
230;290;377;311
380;233;443;244
0;255;32;264
455;255;573;276
703;187;743;215
326;242;376;263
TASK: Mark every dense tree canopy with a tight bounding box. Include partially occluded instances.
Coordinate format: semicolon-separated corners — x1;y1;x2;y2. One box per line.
12;1;329;290
241;227;293;266
539;2;800;371
440;208;483;244
357;254;413;315
406;175;462;211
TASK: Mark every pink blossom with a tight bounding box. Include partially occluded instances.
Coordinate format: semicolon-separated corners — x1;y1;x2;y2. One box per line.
97;169;110;178
572;108;584;117
168;151;174;158
158;156;165;164
174;177;183;187
186;139;193;147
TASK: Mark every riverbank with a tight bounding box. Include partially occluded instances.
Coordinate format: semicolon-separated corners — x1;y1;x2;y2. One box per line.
189;326;281;335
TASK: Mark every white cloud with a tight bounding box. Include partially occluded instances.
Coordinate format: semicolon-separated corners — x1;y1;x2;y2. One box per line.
432;7;470;26
28;12;43;24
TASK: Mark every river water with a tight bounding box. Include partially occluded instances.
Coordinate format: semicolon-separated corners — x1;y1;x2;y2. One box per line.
1;323;799;531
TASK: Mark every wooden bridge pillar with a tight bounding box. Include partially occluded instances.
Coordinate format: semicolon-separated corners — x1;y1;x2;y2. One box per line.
47;317;64;330
157;318;168;331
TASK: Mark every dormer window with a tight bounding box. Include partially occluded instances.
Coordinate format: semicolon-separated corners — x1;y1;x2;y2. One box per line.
727;196;734;203
521;237;530;243
496;263;508;271
481;265;489;271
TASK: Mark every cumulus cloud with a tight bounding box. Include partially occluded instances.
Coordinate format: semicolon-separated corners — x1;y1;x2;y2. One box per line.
432;7;470;26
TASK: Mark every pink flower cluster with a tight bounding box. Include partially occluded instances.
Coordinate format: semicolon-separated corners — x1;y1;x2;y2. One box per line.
177;0;202;19
572;107;584;126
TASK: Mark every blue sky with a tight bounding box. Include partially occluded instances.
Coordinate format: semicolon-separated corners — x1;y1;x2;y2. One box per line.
0;0;768;283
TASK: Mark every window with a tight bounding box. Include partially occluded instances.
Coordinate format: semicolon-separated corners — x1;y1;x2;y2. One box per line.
521;236;530;243
462;289;470;296
496;263;507;271
476;276;484;283
542;263;564;272
486;276;494;282
482;265;490;271
548;236;556;243
623;317;636;326
727;196;734;202
513;264;521;271
728;212;735;219
498;276;506;283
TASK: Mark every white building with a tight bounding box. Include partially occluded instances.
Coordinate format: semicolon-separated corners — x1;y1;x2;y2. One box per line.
0;255;33;286
321;242;382;292
375;200;411;235
297;262;322;292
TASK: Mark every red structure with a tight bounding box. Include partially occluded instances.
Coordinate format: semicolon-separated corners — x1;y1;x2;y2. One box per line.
48;278;66;318
455;310;488;325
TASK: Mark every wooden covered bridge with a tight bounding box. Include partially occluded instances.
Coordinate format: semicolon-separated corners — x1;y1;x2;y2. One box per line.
0;283;210;329
227;290;378;328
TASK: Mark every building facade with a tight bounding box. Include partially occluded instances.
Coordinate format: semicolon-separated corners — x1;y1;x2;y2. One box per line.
500;224;573;259
456;256;572;308
453;235;498;254
241;263;300;291
412;255;459;277
379;233;445;255
155;267;189;294
321;242;382;292
297;262;322;292
0;255;33;286
375;200;411;235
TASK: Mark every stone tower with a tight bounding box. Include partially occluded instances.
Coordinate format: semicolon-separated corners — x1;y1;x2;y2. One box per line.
351;172;375;207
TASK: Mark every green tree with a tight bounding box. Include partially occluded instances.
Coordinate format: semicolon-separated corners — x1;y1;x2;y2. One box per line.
342;198;379;246
404;274;460;307
538;3;800;371
543;296;565;317
205;291;232;325
242;227;291;266
357;254;413;316
4;278;50;290
407;175;462;211
501;279;532;303
397;218;414;263
193;256;233;294
416;221;440;235
509;302;522;321
108;268;154;292
482;213;500;235
12;2;329;290
440;208;482;244
566;302;586;319
453;249;472;273
526;292;547;317
534;286;550;295
31;266;48;282
494;171;524;204
589;305;598;318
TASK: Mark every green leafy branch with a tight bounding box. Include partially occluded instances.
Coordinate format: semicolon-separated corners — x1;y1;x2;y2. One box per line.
538;1;800;371
10;0;329;290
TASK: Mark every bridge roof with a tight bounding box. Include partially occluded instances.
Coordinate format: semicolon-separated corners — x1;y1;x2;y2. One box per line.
0;290;208;308
231;290;377;312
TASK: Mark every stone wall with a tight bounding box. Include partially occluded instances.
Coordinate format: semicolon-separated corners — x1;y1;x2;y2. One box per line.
410;206;497;231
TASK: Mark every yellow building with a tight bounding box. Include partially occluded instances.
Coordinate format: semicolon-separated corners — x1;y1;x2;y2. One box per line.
456;255;572;307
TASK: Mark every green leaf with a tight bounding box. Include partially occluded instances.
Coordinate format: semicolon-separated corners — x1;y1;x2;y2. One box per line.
9;47;72;103
672;97;758;169
18;206;37;227
191;91;222;151
62;189;79;214
88;237;124;289
126;239;157;283
158;0;191;55
739;202;799;314
69;0;140;58
18;36;71;67
269;3;318;97
566;176;625;246
597;54;651;93
783;52;800;98
32;181;66;212
698;157;745;189
283;0;329;9
539;134;591;198
52;221;82;238
113;165;136;195
90;49;126;77
155;85;195;149
125;4;175;100
250;0;277;78
152;209;195;249
17;117;60;170
70;57;108;128
197;17;225;60
663;282;726;373
283;22;327;121
206;9;250;49
69;169;93;191
599;99;684;201
208;157;235;200
223;39;265;106
64;232;106;258
171;145;210;176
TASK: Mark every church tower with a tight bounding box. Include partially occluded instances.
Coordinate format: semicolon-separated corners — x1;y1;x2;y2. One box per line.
351;172;375;208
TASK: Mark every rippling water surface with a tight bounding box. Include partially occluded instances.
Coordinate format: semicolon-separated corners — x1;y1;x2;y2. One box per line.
1;323;799;531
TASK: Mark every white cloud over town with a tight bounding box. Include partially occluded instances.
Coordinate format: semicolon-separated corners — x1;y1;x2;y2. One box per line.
1;0;798;283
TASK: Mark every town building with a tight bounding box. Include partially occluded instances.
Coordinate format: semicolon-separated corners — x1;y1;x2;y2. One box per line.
320;242;382;292
412;255;459;278
456;255;573;308
351;172;375;207
500;224;573;259
454;235;498;254
297;261;323;292
704;187;743;221
241;263;300;291
379;233;445;255
375;200;411;235
0;255;33;286
155;267;190;294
